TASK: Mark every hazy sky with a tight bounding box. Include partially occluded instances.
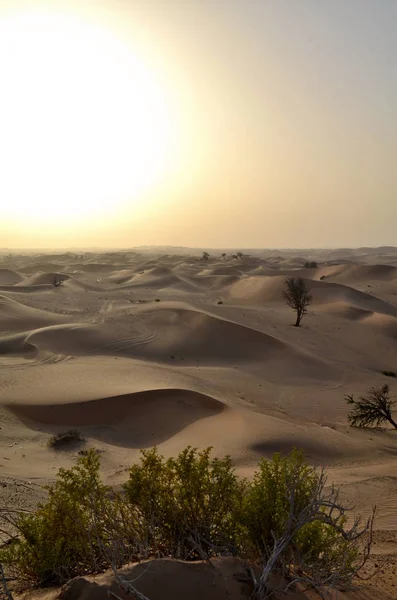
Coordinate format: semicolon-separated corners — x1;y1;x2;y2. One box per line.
1;0;396;249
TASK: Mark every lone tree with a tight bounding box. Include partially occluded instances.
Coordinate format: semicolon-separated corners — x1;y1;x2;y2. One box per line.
202;252;210;261
236;251;243;259
346;385;397;430
283;277;312;327
221;253;227;260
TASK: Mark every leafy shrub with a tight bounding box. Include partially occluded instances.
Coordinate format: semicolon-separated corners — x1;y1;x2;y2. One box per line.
242;450;357;575
0;451;120;585
47;430;86;450
243;449;316;552
1;448;368;589
123;447;245;559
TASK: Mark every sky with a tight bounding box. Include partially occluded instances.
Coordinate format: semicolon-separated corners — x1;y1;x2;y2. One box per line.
1;0;396;249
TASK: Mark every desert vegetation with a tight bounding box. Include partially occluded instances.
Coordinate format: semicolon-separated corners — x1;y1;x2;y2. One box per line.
52;274;64;287
382;370;396;378
304;261;318;269
346;385;397;430
0;447;374;598
282;277;312;327
47;430;86;450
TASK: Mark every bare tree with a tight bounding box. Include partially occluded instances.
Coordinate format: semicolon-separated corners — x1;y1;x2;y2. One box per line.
346;385;397;430
252;470;375;599
282;278;312;327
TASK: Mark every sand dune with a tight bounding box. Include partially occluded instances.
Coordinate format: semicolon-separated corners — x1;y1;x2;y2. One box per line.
227;274;286;303
228;274;397;317
0;268;24;285
17;262;66;274
193;274;241;290
198;266;243;277
94;303;335;377
106;266;201;293
0;294;66;332
7;388;225;448
0;304;334;383
317;264;397;283
16;271;71;286
66;262;126;273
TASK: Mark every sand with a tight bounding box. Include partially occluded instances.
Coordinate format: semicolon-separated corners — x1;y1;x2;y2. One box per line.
1;247;397;598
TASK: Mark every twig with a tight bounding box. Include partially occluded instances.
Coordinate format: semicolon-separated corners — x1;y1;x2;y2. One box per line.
0;562;13;600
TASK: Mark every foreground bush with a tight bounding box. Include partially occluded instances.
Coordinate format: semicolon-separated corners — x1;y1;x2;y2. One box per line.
0;448;374;597
124;447;245;559
244;450;362;595
1;451;109;584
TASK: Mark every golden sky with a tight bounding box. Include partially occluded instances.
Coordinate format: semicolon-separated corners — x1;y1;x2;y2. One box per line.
1;0;396;249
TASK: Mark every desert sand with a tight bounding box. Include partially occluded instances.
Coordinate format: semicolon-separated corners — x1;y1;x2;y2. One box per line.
1;246;397;598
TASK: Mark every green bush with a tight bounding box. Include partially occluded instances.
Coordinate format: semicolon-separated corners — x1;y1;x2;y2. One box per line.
242;450;358;577
123;446;245;559
1;448;363;588
0;450;130;585
243;449;317;552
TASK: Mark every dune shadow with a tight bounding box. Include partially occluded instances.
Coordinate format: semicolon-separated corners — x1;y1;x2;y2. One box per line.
252;438;352;464
6;388;226;449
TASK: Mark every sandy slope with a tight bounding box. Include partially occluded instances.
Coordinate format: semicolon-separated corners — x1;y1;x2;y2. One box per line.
16;556;396;600
1;248;397;597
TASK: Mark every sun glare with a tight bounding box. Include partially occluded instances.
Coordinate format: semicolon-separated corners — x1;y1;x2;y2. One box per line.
0;13;174;224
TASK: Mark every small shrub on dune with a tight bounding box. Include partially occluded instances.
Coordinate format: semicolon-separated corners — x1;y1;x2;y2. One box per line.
382;370;396;378
52;275;64;287
47;430;86;450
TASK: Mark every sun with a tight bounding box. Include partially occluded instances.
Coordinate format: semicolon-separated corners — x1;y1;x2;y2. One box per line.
0;12;174;224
